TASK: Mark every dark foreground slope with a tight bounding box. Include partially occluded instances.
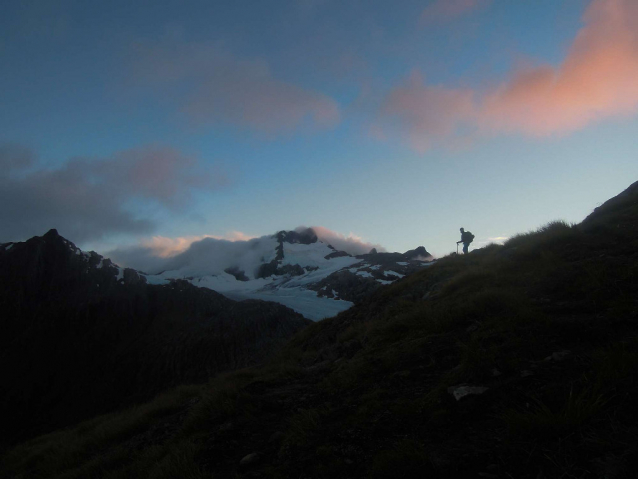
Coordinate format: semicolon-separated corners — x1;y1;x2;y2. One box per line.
2;181;637;479
0;230;310;448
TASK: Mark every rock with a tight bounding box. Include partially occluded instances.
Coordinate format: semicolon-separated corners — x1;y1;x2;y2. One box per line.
491;368;502;377
280;228;318;245
403;246;432;259
544;350;571;362
521;370;534;377
447;384;489;401
224;266;249;281
277;264;305;276
239;452;262;468
255;260;279;279
324;250;350;260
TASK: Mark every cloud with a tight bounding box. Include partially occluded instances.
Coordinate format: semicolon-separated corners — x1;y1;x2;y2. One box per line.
378;0;638;150
309;226;386;255
129;41;340;134
481;0;638;136
141;231;256;258
421;0;490;24
0;144;227;243
107;226;386;276
109;234;279;277
378;71;476;152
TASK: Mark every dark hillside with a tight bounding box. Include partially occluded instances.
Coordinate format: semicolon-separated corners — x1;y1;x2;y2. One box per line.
0;230;310;448
1;181;637;478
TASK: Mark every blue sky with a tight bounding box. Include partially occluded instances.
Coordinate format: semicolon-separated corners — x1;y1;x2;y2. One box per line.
1;0;637;259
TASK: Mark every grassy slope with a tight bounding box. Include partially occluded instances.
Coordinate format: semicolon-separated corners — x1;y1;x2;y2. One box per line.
2;182;637;479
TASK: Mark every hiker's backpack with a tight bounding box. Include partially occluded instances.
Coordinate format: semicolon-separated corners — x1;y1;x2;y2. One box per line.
463;231;474;244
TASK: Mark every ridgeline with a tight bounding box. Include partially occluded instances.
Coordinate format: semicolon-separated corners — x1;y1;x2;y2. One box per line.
1;181;637;478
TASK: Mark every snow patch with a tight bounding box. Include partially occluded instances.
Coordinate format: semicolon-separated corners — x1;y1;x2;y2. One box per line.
384;270;404;278
223;287;353;321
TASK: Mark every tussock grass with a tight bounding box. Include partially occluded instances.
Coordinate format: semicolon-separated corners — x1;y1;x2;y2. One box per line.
369;439;437;479
502;385;609;440
1;384;201;479
504;220;578;251
3;188;638;478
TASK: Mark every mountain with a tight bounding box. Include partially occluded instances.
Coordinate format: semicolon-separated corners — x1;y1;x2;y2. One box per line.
3;181;636;478
0;229;310;447
136;227;434;320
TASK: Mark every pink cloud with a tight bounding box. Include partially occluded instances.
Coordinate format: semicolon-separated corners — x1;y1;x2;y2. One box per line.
142;231;255;258
380;0;638;151
421;0;489;24
94;146;226;207
310;226;386;255
378;71;476;152
481;0;638;136
130;41;340;134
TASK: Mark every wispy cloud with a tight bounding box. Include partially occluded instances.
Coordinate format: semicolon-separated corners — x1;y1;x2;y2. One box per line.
309;226;386;255
107;226;386;275
378;71;476;152
0;144;228;243
141;231;255;258
129;41;340;135
420;0;490;25
379;0;638;151
481;0;638;136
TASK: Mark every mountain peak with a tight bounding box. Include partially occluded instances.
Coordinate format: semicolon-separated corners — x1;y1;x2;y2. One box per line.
277;228;319;245
43;228;60;239
404;246;431;259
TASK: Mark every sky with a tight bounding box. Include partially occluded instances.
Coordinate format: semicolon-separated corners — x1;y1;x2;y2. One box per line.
1;0;637;260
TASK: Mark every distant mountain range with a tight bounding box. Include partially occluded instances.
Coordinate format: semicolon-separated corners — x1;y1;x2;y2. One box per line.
117;227;434;320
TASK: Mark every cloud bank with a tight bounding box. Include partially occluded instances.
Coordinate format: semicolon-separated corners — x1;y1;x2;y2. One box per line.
309;226;386;255
107;226;385;275
108;235;272;277
130;41;340;134
0;144;227;243
140;231;256;258
379;0;638;150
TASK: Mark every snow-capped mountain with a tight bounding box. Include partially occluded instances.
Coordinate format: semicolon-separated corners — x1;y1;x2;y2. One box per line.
137;228;435;320
1;227;434;321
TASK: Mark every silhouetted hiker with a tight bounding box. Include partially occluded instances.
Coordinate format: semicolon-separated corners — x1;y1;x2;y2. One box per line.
457;227;474;254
